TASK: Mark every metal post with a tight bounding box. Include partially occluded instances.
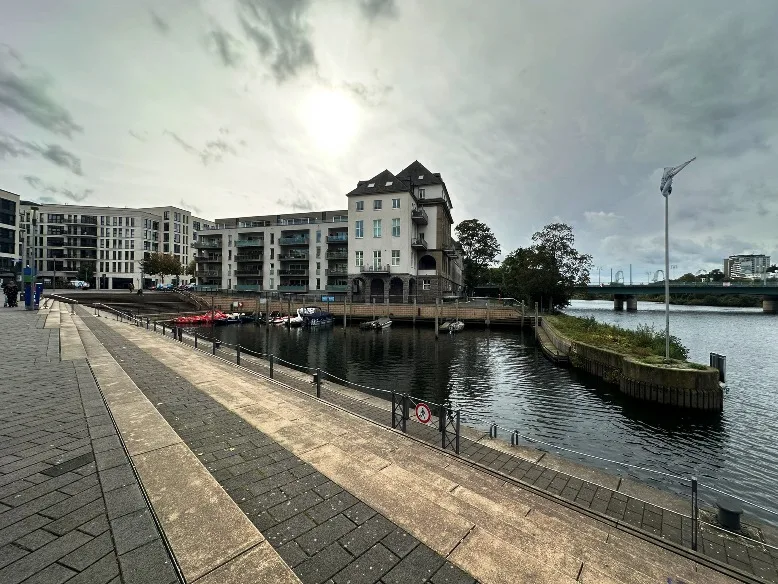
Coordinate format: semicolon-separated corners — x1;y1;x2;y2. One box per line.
146;318;149;329
455;410;460;454
372;298;376;321
485;300;490;327
665;193;670;359
269;354;274;378
315;368;321;398
534;302;539;339
212;340;217;355
413;295;416;326
343;295;347;330
162;323;165;336
237;345;241;365
287;296;291;327
441;406;447;448
434;298;439;339
194;332;197;349
401;394;408;432
691;477;698;551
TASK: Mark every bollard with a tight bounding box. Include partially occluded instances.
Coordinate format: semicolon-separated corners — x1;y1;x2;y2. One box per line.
489;423;498;439
237;345;241;365
194;332;198;349
162;324;166;336
441;406;447;448
177;327;182;342
315;368;321;398
511;430;519;447
455;410;460;454
153;322;157;332
691;477;698;551
146;318;149;330
269;354;274;379
212;339;221;355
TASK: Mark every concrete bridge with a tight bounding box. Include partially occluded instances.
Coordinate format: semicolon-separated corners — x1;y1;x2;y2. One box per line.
579;282;778;313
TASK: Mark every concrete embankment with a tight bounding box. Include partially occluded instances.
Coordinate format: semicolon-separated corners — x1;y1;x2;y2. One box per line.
537;318;723;410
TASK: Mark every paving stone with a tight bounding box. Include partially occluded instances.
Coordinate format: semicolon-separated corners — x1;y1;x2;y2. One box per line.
94;448;128;472
20;561;77;584
294;542;354;584
97;464;136;492
340;515;396;557
76;513;110;537
343;502;377;526
382;542;445;584
381;528;419;559
277;540;310;568
14;528;57;551
430;561;478;584
118;539;178;584
60;531;114;571
44;498;106;536
267;513;317;547
269;490;324;523
0;513;51;547
0;542;27;569
110;509;159;555
297;514;358;556
0;529;91;584
103;483;147;520
306;491;359;525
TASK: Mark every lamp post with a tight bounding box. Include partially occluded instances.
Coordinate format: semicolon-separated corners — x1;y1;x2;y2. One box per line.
659;157;695;359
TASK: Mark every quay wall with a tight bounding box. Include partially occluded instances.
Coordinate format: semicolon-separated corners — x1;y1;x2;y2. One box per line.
540;318;723;410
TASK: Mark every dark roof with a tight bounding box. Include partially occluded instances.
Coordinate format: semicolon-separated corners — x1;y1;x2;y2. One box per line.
395;160;443;186
346;169;409;196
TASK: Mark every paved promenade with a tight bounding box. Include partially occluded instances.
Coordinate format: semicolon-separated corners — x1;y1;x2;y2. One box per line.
0;301;769;583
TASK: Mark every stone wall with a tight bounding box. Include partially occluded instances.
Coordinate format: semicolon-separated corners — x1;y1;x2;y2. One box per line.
540;318;723;410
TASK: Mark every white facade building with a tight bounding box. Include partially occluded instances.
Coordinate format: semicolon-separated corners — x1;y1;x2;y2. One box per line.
724;254;771;280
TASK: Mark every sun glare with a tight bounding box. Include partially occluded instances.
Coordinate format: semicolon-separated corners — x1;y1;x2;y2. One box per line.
302;89;359;154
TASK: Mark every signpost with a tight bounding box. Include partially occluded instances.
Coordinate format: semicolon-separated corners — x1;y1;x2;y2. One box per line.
415;402;432;424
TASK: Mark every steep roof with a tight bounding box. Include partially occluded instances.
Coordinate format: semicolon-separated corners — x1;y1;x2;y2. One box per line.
395;160;443;186
346;169;410;196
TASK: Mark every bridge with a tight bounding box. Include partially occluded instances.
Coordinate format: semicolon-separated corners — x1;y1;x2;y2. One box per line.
578;282;778;313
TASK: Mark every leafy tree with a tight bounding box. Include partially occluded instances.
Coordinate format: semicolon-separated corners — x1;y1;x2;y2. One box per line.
767;264;778;273
707;268;726;282
140;253;182;283
77;262;95;282
455;219;501;294
186;259;196;277
502;222;592;309
676;272;697;283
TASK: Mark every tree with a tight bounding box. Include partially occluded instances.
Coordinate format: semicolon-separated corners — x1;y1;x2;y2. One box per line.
77;262;95;283
140;253;182;283
708;269;726;282
502;222;592;309
455;219;501;294
767;264;778;274
186;259;196;278
676;272;697;283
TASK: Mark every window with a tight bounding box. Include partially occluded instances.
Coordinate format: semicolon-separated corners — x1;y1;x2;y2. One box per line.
373;250;382;268
316;231;321;243
392;198;400;209
355;220;364;238
164;211;170;220
355;201;364;211
316;246;321;258
391;250;400;266
373;219;382;238
270;233;274;244
373;200;382;210
367;183;375;188
392;218;400;237
355;251;363;267
270;248;274;259
423;279;431;290
118;217;123;226
270;278;274;288
316;278;320;289
418;188;425;199
385;181;393;186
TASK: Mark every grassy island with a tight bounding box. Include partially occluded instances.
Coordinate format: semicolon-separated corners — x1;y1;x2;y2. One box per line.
545;314;707;370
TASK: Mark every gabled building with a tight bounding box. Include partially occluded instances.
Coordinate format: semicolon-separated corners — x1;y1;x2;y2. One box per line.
346;161;463;302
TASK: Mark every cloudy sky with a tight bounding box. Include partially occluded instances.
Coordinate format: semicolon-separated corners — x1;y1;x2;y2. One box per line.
1;0;776;280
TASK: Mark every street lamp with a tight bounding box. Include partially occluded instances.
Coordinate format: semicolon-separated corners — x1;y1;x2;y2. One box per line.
659;157;695;359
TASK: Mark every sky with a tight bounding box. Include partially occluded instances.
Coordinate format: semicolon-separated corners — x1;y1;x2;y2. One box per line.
1;0;777;281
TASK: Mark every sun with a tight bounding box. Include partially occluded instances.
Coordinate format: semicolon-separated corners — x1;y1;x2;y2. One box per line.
301;89;359;154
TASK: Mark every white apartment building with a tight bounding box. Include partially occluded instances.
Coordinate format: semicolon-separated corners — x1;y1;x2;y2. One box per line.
0;189;20;283
724;254;771;280
17;202;199;289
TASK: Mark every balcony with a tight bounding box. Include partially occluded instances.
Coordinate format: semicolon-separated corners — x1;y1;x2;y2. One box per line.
278;285;308;293
279;236;309;246
326;233;348;244
279;269;308;276
235;254;262;262
236;239;264;248
444;243;458;257
197;255;222;263
325;284;348;292
279;254;309;261
411;208;428;225
325;250;348;260
235;269;262;276
235;284;262;291
325;267;348;276
194;240;221;248
196;271;222;278
411;237;427;250
360;264;391;274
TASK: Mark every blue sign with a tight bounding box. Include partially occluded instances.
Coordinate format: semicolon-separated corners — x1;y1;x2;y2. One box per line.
321;296;335;302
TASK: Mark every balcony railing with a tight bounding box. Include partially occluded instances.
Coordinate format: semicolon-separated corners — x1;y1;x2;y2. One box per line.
235;269;262;276
411;208;428;224
326;233;348;243
235;284;262;291
279;269;309;276
411;237;427;249
325;251;348;260
325;284;348;292
277;284;308;293
235;255;262;262
194;240;221;248
236;240;264;247
360;264;391;274
196;271;222;278
279;236;309;246
325;267;348;275
279;254;309;261
197;256;222;262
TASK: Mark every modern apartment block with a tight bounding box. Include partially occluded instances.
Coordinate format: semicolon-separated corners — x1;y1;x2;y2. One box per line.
16;202;199;289
0;189;20;281
199;160;464;301
724;254;771;280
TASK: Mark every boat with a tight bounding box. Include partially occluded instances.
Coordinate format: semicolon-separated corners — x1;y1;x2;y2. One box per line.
448;320;465;333
289;313;304;327
361;317;392;330
298;306;334;327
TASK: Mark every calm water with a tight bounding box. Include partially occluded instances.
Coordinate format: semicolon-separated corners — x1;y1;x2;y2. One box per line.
210;300;778;524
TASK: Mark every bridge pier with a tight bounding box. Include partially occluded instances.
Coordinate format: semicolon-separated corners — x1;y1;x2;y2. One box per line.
613;295;625;311
764;297;778;314
626;296;638;312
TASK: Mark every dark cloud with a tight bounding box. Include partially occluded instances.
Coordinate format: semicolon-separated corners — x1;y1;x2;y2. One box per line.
0;133;36;158
164;129;241;165
128;130;147;142
277;195;314;211
358;0;397;20
182;199;201;215
0;46;82;137
40;144;82;175
209;27;242;67
23;175;92;202
149;10;170;34
164;130;198;155
238;0;315;82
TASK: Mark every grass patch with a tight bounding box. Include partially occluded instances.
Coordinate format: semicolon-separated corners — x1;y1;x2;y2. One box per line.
547;314;693;364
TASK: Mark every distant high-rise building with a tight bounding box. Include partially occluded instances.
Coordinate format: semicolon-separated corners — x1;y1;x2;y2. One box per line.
724;254;771;280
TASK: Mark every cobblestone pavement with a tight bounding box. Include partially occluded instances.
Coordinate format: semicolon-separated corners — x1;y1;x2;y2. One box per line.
144;321;778;583
0;308;180;584
83;314;478;584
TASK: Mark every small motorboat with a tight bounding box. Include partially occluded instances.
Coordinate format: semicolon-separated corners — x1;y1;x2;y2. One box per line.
289;313;304;327
448;320;465;333
361;317;391;330
298;307;333;327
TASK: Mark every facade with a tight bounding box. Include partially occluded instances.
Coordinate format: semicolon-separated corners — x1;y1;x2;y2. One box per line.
0;189;20;281
16;202;200;289
724;254;771;280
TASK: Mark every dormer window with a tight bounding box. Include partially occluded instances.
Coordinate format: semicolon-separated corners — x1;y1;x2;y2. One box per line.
368;183;375;187
385;181;393;186
418;175;424;179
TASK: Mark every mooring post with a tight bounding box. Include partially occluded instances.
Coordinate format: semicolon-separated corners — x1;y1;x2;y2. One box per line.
269;354;274;379
315;368;321;398
372;298;376;321
162;323;165;336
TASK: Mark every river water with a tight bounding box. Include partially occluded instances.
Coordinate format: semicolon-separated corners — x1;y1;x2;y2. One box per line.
209;300;778;524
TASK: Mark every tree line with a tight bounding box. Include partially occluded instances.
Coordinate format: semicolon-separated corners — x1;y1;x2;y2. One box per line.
455;219;592;309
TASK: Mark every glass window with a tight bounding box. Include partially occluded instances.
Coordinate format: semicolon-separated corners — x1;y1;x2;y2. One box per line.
355;201;364;211
392;198;400;209
355;220;364;238
418;188;425;199
373;219;382;238
373;200;382;210
355;251;363;267
423;279;431;290
391;250;400;266
392;218;400;237
316;231;321;243
373;250;382;268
